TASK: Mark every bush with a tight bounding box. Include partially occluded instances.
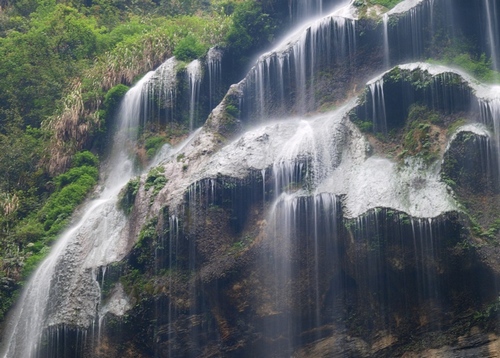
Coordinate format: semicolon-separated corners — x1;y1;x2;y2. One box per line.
37;151;99;237
145;166;168;198
450;53;500;82
72;150;99;168
173;34;207;62
102;84;129;120
118;177;140;215
144;136;166;159
225;0;275;63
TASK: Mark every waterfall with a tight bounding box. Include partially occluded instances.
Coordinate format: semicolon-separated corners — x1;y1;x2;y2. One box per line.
207;48;223;110
382;13;390;69
6;0;500;356
262;191;340;355
0;69;157;358
368;79;387;134
290;0;323;20
241;4;356;120
0;53;196;356
479;98;500;182
187;59;202;131
387;0;432;63
264;193;296;356
143;57;178;127
484;0;499;71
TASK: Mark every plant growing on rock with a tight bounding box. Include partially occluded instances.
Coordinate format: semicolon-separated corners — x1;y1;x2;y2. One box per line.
145;166;168;201
118;177;140;215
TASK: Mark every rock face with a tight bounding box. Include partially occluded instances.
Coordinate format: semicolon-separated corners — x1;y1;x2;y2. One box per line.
90;62;500;357
4;0;500;357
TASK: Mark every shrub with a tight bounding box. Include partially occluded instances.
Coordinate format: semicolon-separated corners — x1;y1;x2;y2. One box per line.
225;0;275;63
173;34;207;62
71;150;99;168
145;166;168;198
144;136;166;159
118;177;140;215
102;84;129;121
38;151;99;237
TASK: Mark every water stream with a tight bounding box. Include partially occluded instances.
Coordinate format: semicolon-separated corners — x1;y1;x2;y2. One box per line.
3;0;500;356
0;54;198;356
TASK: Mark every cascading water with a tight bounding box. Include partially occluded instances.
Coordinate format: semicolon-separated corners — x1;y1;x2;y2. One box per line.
6;0;500;356
0;53;203;356
478;97;500;183
382;13;390;69
240;2;356;119
143;57;178;127
187;60;202;131
367;79;387;134
0;69;156;358
207;48;223;110
484;0;499;71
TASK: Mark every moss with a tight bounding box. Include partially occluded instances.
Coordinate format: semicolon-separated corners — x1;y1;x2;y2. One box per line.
349;111;373;133
473;297;500;323
118;177;140;215
135;219;158;261
363;104;441;165
447;118;466;137
229;235;254;254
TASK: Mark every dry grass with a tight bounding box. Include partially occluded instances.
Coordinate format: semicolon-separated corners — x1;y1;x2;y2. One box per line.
44;14;230;175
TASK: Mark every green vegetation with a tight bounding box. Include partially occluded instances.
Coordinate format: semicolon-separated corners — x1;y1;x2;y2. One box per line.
118;177;140;215
353;0;403;8
225;0;275;66
428;34;500;83
352;0;404;17
101;84;129;119
144;135;166;159
0;0;499;343
134;218;158;265
0;0;247;320
27;151;99;261
145;166;168;199
174;34;207;62
428;52;500;83
0;1;279;303
225;103;239;117
474;296;500;323
350;110;373;133
0;149;98;320
119;219;158;297
229;234;254;254
400;105;441;164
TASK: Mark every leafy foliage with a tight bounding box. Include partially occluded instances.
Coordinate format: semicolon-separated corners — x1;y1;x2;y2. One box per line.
37;151;99;237
145;166;168;198
225;0;275;65
400;105;441;164
173;34;207;62
118;177;140;215
144;135;166;159
103;84;129;118
428;33;500;83
0;146;99;320
352;0;404;17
